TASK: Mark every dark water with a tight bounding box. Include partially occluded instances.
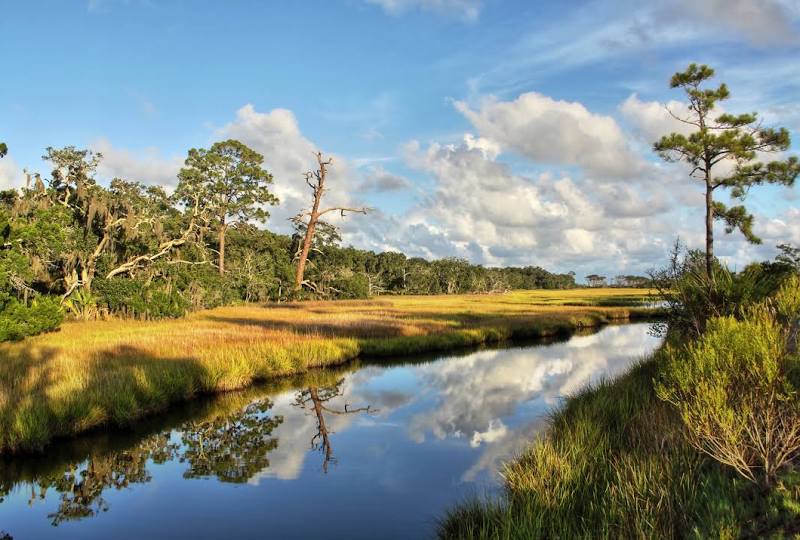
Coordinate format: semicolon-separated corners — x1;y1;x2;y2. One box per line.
0;323;661;540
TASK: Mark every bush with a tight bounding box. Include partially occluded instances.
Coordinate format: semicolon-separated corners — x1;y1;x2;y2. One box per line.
0;294;64;341
657;275;800;486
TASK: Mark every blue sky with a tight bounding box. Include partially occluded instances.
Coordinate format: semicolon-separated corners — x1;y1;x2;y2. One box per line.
1;0;799;279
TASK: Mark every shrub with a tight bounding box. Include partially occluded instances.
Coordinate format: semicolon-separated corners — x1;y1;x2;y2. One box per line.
657;276;800;486
94;277;192;319
0;294;64;341
650;243;791;337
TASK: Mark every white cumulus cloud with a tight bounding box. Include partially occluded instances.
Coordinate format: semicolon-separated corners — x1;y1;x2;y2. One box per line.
455;93;647;179
216;104;368;235
90;138;183;188
0;155;25;190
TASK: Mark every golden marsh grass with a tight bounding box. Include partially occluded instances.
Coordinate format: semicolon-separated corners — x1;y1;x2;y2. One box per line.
0;288;655;453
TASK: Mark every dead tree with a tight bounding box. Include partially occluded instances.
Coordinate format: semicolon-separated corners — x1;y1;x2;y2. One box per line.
292;152;368;292
293;380;374;473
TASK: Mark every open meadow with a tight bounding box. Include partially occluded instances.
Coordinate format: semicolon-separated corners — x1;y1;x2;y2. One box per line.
0;288;654;453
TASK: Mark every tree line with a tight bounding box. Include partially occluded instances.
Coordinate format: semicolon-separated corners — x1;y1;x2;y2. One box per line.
0;141;578;338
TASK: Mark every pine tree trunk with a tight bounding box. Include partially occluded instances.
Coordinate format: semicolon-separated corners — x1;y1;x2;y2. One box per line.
705;180;714;280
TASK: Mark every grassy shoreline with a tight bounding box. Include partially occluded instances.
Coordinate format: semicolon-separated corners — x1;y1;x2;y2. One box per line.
0;289;656;454
439;342;800;539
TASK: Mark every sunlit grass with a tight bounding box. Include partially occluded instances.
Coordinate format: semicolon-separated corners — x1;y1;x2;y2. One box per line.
0;288;656;453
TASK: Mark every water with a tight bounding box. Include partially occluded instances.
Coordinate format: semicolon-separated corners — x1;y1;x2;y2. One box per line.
0;323;661;539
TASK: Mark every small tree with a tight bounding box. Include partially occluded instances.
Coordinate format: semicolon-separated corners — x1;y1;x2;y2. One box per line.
654;64;799;280
292;152;367;291
0;142;7;158
175;140;278;275
585;274;607;288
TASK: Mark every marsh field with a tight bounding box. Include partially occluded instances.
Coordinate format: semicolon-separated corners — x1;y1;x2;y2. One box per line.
0;288;655;454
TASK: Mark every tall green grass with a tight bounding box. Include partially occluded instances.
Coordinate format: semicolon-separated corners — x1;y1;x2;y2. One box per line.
439;350;800;539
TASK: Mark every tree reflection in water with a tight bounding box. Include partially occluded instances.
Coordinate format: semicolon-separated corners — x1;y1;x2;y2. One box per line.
0;398;282;525
293;379;375;473
180;399;283;483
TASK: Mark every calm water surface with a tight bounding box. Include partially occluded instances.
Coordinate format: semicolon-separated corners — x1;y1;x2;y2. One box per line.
0;323;661;539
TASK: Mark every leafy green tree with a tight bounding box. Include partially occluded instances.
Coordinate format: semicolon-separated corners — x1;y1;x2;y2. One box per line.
654;64;799;279
40;146;105;297
0;143;7;158
37;149;184;305
175;140;278;275
775;243;800;272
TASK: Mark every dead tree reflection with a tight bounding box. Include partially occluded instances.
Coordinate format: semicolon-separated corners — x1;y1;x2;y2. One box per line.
293;379;375;473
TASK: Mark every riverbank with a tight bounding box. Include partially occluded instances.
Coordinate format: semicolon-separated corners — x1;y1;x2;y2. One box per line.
439;344;800;539
0;289;657;453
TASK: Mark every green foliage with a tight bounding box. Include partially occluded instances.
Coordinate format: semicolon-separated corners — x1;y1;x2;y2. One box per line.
650;242;791;336
776;243;800;273
657;276;800;486
175;139;278;275
0;142;7;158
62;288;99;320
175;139;278;225
0;294;63;341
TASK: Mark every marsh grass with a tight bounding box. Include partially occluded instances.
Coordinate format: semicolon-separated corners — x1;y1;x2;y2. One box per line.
0;289;654;453
438;350;800;539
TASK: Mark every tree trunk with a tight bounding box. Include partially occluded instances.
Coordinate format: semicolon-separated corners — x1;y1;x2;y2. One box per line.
81;267;93;292
705;180;714;281
308;387;334;473
218;221;227;276
294;216;317;291
294;173;324;291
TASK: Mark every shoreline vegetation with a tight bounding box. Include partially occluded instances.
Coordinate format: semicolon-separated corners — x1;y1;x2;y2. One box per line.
0;288;657;454
439;274;800;539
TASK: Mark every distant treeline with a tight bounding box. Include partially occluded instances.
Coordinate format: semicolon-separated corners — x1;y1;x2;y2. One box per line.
0;144;586;338
585;274;653;288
